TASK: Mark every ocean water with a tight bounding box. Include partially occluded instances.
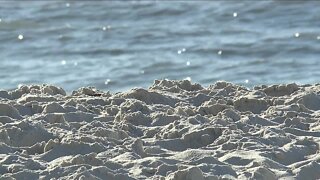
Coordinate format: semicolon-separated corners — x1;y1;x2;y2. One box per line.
1;1;320;92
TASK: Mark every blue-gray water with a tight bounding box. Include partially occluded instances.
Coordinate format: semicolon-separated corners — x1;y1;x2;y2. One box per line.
1;1;320;92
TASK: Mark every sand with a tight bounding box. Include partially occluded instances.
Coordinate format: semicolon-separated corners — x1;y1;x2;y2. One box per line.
0;80;320;179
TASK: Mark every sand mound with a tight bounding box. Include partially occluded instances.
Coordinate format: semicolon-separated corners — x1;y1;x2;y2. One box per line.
1;80;320;179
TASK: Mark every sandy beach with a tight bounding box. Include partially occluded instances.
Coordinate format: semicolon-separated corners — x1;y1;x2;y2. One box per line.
1;80;320;179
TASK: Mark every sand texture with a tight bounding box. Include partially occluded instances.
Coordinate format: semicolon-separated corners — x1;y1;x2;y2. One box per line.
1;80;320;179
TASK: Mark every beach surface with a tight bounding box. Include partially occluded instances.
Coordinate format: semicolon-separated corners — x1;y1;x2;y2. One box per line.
1;80;320;179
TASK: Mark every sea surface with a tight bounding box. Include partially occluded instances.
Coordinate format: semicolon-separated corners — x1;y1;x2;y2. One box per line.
1;1;320;92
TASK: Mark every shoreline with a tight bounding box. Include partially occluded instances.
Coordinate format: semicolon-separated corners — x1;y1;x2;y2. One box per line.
1;80;320;179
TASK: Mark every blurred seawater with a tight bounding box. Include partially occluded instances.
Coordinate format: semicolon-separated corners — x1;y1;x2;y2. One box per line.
0;1;320;92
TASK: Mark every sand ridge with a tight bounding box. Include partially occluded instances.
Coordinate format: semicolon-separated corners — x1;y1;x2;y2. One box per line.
0;80;320;179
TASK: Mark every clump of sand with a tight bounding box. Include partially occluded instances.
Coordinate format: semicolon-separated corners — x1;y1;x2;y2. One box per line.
1;81;320;179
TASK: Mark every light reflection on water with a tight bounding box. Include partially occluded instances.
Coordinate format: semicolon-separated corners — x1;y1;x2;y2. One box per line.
0;1;320;92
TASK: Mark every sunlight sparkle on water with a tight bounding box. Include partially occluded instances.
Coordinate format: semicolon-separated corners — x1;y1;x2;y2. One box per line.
18;34;24;40
177;48;186;54
217;50;222;55
245;79;249;83
233;12;238;17
317;36;320;40
294;33;300;38
186;61;190;66
104;79;111;85
102;26;111;31
66;3;70;7
61;60;66;65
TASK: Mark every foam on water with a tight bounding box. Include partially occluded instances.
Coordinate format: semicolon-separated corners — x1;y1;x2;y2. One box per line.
0;1;320;92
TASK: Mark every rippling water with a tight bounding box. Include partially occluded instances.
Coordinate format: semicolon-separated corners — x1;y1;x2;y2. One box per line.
1;1;320;92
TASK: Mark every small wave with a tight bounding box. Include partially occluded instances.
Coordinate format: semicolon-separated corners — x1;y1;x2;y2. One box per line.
0;20;40;30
